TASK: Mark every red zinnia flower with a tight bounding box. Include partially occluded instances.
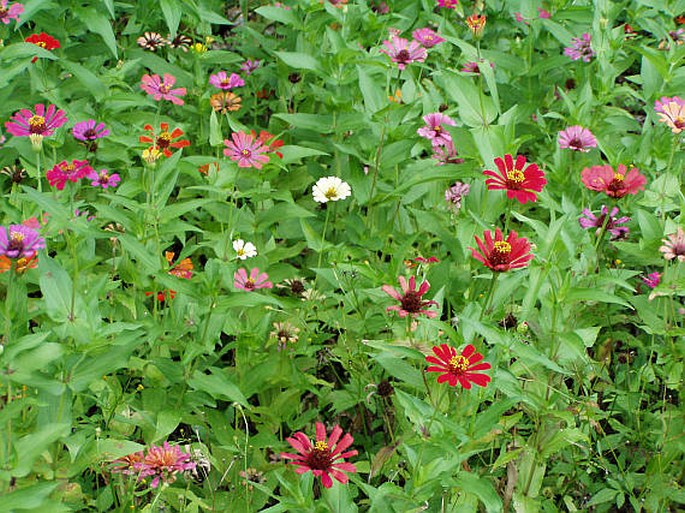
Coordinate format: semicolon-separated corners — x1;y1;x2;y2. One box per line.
165;251;193;279
470;228;533;272
139;122;190;158
483;154;547;204
382;276;439;318
25;32;60;62
426;344;491;389
580;164;646;198
46;159;93;190
253;130;284;159
281;422;357;489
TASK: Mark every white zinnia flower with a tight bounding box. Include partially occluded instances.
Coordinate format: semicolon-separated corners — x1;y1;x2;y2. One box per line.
233;239;257;260
312;176;352;203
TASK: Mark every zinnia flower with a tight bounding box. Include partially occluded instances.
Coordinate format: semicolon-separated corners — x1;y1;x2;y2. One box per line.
654;96;685;113
140;73;186;105
224;131;270;169
0;254;38;274
271;321;300;350
580;164;646;198
483;154;547;204
470;228;534;272
139;122;190;157
412;28;445;48
642;272;661;289
417;112;456;146
432;140;464;165
659;227;685;262
166;251;193;279
466;14;487;38
253;130;284;159
209;71;245;90
46;160;93;190
426;344;491;389
72;119;109;142
5;103;67;138
234;267;273;291
445;181;470;211
0;0;23;24
281;422;357;489
312;176;352;203
168;34;192;51
0;224;45;259
382;276;439;318
564;33;594;62
233;239;257;260
437;0;458;8
655;100;685;134
110;451;145;476
25;32;60;62
558;125;597;152
136;442;196;488
88;169;120;189
578;206;630;240
137;32;168;51
379;35;427;70
210;92;242;113
240;59;260;75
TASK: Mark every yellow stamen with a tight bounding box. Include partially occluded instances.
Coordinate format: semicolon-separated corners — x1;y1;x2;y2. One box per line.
613;173;624;181
314;441;329;452
449;355;469;372
494;241;511;254
506;170;525;183
325;187;338;199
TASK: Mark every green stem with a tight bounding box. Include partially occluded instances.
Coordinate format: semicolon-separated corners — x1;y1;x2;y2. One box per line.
316;206;332;271
480;271;500;319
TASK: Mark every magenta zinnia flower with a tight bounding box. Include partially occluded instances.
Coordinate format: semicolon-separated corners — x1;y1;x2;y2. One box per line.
412;28;445;48
46;160;93;190
564;33;594;62
0;0;23;24
659;227;685;262
5;103;67;138
72;119;109;141
0;224;45;259
223;131;270;169
281;422;357;489
417;112;456;146
426;344;491;389
379;36;427;70
136;442;196;489
436;0;458;8
240;59;260;75
578;206;630;240
642;272;661;289
140;73;186;105
209;71;245;90
234;267;273;291
382;276;439;318
558;125;597;152
470;228;533;272
581;164;646;198
483;154;547;204
88;169;120;189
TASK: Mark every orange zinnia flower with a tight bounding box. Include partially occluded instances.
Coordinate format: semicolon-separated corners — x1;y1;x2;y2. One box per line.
139;122;190;158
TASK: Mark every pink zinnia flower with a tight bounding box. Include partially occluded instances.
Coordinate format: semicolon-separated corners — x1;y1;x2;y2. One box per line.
72;119;109;142
642;272;661;289
659;227;685;262
382;276;439;318
461;60;494;75
417;112;456;146
140;73;186;105
445;181;470;211
240;59;260;75
234;267;273;291
46;160;93;190
88;169;120;189
426;344;492;389
5;103;67;138
0;224;45;259
209;71;245;90
654;96;685;113
0;0;23;24
223;131;270;169
470;228;534;272
655;100;685;134
436;0;458;8
580;164;646;198
281;422;357;489
558;125;598;152
412;28;445;48
379;36;427;70
483;154;547;204
578;206;630;240
432;139;464;165
564;33;594;62
538;7;551;18
135;442;196;488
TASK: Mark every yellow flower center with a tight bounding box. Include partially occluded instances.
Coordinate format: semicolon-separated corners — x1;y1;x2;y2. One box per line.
506;170;525;183
613;173;624;182
325;187;338;199
241;149;251;157
494;241;512;254
236;248;245;256
449;355;469;373
314;441;329;452
11;232;25;242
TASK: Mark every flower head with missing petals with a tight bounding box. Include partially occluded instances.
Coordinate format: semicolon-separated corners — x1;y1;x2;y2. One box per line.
581;164;646;198
234;267;273;291
224;131;270;169
140;73;186;105
558;125;597;152
470;228;533;272
240;59;260;75
445;181;470;211
137;32;168;51
210;92;242;114
412;28;445;48
382;276;439;318
659;227;685;262
564;33;594;62
166;251;193;279
379;36;427;70
233;239;257;260
417;112;456;147
483;154;546;204
281;422;357;489
312;176;352;203
578;206;630;240
426;344;491;389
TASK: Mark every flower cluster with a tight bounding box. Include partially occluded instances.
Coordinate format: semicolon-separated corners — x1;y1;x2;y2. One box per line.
564;33;594;62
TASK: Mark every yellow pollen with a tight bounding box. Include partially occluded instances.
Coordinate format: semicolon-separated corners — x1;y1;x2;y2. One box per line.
324;187;338;199
613;173;624;181
449;355;469;372
506;170;525;183
241;149;251;156
36;42;47;48
494;241;512;254
11;232;25;242
28;115;45;128
314;441;329;452
433;126;441;132
236;248;245;256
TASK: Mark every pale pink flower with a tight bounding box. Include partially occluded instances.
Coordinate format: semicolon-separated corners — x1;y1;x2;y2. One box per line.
379;36;427;70
0;0;23;24
659;228;685;262
234;267;273;291
412;28;445;48
140;73;186;105
558;125;598;152
223;131;270;169
417;112;455;146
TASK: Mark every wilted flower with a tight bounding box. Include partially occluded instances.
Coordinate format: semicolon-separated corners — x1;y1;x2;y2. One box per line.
209;71;245;90
233;239;257;260
0;224;45;259
466;14;487;38
581;164;646;198
414;256;439;264
558;125;597;152
382;276;439;318
281;422;357;489
271;321;300;350
461;60;494;75
88;169;120;189
210;92;242;113
471;228;534;272
224;131;270;169
240;59;260;75
312;176;352;203
25;32;60;62
0;0;23;24
659;227;685;262
142;147;163;165
432;140;464;165
46;160;93;190
139;122;190;157
412;28;445;48
426;344;491;389
234;267;273;291
1;162;27;184
445;181;470;211
483;154;547;204
417;112;456;146
564;33;594;62
136;32;168;51
140;73;186;105
578;206;630;240
379;35;427;70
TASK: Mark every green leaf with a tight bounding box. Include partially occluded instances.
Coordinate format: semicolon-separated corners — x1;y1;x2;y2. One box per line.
75;8;119;59
160;0;182;39
255;5;299;26
13;423;71;477
60;60;107;101
275;51;321;72
187;368;248;406
0;42;59;62
39;256;78;323
1;482;61;511
454;472;503;513
96;439;146;460
209;110;223;147
357;66;386;113
279;145;329;164
565;287;633;309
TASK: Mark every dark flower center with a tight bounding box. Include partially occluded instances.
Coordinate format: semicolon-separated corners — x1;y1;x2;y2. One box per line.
607;173;625;193
290;280;305;294
396;49;410;62
28;115;46;134
490;241;512;266
7;233;25;254
83;128;98;139
569;137;583;149
157;132;172;149
400;291;423;313
241;149;252;158
306;442;332;471
244;278;255;290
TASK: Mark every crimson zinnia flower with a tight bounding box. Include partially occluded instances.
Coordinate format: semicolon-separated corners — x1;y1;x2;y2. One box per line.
139;122;190;157
25;32;60;62
281;422;357;489
483;154;546;204
46;159;93;190
580;164;646;198
471;228;533;272
382;276;439;318
426;344;491;389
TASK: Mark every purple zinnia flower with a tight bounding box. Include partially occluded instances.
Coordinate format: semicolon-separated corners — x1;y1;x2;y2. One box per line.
88;169;120;189
412;28;445;48
72;120;109;142
579;206;630;240
379;36;427;70
558;125;597;152
0;224;45;259
209;71;245;90
564;33;594;62
417;112;456;146
240;59;260;75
